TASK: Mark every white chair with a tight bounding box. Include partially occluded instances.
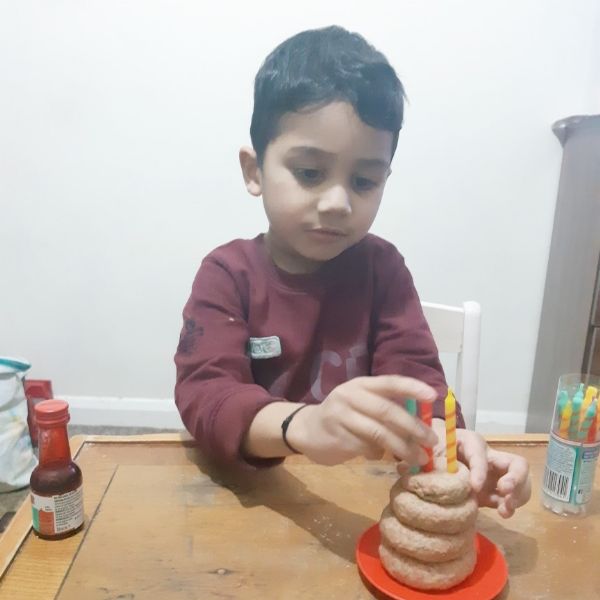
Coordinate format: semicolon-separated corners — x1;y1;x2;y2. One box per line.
421;301;481;429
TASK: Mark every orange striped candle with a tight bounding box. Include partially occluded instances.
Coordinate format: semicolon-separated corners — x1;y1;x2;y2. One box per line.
581;386;597;426
420;401;434;472
587;411;598;443
578;400;597;442
445;389;458;473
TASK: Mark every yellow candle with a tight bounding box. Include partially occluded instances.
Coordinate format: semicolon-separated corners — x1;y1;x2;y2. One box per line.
581;386;598;425
558;400;572;440
445;389;458;474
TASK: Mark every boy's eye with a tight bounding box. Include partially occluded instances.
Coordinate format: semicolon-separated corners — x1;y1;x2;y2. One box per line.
293;168;325;186
352;176;378;192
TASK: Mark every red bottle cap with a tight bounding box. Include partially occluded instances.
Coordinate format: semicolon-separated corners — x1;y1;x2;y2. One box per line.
34;399;70;427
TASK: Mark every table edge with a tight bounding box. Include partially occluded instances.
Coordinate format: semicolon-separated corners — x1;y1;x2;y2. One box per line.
64;432;550;445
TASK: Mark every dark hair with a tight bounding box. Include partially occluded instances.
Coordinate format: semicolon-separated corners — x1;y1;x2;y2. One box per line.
250;26;405;165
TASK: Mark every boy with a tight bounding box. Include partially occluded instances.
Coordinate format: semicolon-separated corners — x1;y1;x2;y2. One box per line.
175;26;530;518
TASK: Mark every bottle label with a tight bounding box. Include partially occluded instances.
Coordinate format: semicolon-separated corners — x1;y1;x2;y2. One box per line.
543;432;600;504
574;444;600;504
543;433;577;501
31;486;84;536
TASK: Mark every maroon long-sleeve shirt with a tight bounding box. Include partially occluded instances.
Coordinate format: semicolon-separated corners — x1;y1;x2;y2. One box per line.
174;233;463;467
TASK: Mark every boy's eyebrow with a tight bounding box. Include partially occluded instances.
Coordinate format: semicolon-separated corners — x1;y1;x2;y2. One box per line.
355;157;390;169
285;146;390;169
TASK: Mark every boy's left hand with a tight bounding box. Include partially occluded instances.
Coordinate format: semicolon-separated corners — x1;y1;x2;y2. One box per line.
455;428;531;518
429;419;531;518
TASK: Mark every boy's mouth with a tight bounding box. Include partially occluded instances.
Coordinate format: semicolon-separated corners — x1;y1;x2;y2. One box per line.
308;227;347;239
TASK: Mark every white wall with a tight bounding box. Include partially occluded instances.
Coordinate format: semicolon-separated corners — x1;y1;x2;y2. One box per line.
1;1;599;428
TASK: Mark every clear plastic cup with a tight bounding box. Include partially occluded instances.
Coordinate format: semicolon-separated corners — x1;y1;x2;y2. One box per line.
541;373;600;516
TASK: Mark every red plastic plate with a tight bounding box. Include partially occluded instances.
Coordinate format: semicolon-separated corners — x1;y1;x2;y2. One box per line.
356;525;508;600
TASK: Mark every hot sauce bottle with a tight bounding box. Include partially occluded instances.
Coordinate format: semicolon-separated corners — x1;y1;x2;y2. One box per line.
30;400;84;539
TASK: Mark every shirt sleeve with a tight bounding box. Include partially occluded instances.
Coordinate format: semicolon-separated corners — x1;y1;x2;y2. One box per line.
174;256;283;467
370;247;466;428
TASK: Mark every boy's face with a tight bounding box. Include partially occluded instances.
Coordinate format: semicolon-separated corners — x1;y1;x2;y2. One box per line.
240;101;393;274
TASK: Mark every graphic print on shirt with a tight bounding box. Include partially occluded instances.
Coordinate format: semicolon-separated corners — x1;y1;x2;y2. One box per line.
247;336;282;359
177;319;204;355
310;343;368;401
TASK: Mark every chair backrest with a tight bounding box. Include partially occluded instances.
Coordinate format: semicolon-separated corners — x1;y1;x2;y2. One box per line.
421;301;481;429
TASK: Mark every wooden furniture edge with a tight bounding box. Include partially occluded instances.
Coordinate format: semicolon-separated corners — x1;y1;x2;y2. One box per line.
0;489;35;580
484;433;548;444
69;434;87;457
75;432;547;445
79;432;194;443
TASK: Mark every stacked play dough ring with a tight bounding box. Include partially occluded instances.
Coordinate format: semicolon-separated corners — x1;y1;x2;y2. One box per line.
378;470;478;590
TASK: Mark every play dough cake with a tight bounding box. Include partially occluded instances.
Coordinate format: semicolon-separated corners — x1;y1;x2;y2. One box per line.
378;469;478;590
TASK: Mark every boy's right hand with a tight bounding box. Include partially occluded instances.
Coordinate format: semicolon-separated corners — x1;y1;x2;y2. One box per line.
285;375;438;466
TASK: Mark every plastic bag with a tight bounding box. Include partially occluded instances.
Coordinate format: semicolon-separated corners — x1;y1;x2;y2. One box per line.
0;357;38;492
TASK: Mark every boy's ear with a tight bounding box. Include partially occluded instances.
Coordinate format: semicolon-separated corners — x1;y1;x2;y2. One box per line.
239;146;262;196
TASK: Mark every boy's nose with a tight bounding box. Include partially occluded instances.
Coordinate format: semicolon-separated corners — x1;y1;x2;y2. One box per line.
317;185;352;215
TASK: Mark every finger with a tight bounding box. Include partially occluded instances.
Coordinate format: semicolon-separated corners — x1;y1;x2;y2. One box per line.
497;496;515;519
484;449;531;513
364;446;385;461
343;413;427;465
504;494;516;514
432;422;446;453
335;434;381;462
430;419;448;466
433;454;447;471
396;461;410;475
395;455;434;473
493;452;530;495
457;430;488;492
478;492;501;509
352;391;437;447
478;490;516;517
358;375;437;404
511;474;532;508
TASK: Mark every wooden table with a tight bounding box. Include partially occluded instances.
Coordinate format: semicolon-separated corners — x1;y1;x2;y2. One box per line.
0;433;598;599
